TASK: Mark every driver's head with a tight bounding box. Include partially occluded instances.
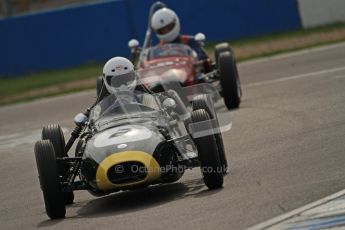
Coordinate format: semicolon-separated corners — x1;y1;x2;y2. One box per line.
151;8;180;42
102;57;136;94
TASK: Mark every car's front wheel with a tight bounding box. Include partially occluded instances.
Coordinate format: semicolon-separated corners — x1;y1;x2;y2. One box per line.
191;109;224;189
191;95;228;174
42;124;74;205
35;140;66;219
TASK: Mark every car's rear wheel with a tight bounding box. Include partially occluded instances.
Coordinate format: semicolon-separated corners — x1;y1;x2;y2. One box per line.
214;42;232;66
191;109;223;189
218;51;241;110
192;95;228;174
35;140;66;219
41;125;74;205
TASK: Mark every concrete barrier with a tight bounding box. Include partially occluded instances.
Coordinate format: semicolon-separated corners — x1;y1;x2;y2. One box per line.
298;0;345;28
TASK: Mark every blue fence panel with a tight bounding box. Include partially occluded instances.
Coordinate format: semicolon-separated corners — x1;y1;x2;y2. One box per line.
127;0;301;42
0;0;301;76
0;0;132;76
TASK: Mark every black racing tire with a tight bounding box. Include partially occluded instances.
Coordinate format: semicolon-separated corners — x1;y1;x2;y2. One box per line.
192;95;228;174
218;51;241;110
191;109;223;189
41;125;74;205
214;43;232;66
34;140;66;219
42;124;66;158
96;76;109;101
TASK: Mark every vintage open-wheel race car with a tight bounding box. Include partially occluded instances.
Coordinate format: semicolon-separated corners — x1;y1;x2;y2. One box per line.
34;80;231;219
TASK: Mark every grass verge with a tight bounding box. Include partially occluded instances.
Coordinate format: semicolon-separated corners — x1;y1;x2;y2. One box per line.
1;22;345;105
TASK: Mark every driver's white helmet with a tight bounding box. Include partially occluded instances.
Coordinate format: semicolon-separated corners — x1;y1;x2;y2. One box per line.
151;8;180;42
102;57;136;94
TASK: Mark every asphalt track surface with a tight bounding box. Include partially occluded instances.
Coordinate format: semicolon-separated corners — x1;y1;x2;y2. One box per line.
1;43;345;230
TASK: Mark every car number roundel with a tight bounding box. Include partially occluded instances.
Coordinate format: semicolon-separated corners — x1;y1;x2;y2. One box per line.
93;125;152;148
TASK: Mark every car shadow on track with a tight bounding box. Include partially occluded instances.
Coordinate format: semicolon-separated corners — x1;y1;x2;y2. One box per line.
75;178;222;218
37;178;223;227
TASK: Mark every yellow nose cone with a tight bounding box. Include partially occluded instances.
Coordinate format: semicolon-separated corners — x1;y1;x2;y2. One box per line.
96;151;161;190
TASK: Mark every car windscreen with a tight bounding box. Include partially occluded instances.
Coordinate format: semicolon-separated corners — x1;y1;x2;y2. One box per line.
90;94;159;127
147;44;192;60
94;105;158;130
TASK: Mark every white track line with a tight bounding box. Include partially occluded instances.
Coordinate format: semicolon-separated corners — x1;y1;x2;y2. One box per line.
247;189;345;230
244;66;345;88
0;128;69;149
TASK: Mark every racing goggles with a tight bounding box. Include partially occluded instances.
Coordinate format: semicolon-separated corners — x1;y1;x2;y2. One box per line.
156;20;176;35
105;72;136;89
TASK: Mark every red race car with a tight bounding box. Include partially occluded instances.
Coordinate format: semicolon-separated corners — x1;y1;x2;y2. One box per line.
96;1;241;109
137;44;198;88
126;2;241;109
128;39;242;110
